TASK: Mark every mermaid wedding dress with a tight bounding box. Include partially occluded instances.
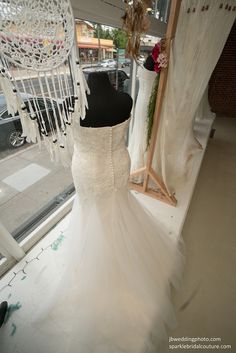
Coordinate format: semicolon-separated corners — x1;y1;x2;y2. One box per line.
128;66;156;183
0;117;183;353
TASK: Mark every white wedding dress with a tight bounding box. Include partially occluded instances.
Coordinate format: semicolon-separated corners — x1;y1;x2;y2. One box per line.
128;66;156;183
0;118;183;353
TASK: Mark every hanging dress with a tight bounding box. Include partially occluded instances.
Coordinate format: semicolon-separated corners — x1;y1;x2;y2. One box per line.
128;66;156;183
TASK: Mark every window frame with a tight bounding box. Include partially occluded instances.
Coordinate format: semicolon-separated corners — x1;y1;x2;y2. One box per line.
0;195;74;277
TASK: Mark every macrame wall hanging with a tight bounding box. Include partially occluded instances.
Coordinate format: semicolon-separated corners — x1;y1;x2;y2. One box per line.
0;0;89;167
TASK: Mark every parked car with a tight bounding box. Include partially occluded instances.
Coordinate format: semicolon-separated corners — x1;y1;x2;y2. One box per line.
82;67;130;93
100;59;117;68
121;58;131;68
0;93;61;149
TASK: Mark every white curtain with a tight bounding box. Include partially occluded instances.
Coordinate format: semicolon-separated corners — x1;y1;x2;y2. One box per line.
153;0;236;194
194;85;215;123
190;86;216;157
0;222;25;260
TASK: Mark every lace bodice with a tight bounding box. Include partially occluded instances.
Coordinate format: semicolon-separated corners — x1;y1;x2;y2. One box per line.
137;66;156;95
72;118;131;199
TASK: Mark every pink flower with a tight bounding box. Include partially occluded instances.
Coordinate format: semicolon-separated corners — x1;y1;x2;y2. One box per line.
151;42;161;61
151;41;168;73
151;42;161;73
154;62;161;73
157;52;168;68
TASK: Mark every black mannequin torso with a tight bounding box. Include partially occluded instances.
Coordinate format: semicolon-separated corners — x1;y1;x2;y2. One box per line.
143;55;155;72
80;72;133;128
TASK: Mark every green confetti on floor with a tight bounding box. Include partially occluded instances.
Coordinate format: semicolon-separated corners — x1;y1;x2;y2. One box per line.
21;276;27;281
51;233;65;251
8;293;12;299
4;302;22;324
10;323;17;336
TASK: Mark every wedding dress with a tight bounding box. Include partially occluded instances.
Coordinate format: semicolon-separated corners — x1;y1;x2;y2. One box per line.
128;66;156;183
0;117;183;353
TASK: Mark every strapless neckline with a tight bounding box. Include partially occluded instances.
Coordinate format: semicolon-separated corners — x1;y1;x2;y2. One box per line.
79;117;131;130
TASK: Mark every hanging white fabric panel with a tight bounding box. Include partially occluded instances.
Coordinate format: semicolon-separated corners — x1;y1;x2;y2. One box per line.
194;86;215;123
153;0;236;194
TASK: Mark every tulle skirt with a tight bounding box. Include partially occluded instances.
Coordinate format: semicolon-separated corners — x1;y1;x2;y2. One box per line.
0;188;183;353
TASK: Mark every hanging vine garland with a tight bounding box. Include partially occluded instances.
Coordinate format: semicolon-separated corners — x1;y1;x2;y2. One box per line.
146;73;160;148
146;40;168;148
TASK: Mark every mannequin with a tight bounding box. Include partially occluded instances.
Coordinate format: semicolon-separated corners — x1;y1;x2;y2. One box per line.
80;72;133;128
143;54;155;71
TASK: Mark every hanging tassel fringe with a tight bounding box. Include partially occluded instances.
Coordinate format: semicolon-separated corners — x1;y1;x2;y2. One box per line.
0;61;87;167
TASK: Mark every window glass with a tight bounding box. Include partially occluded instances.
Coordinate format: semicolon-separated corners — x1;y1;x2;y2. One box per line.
77;21;132;93
33;99;46;110
0;65;74;255
149;0;170;22
24;99;54;112
1;109;12;119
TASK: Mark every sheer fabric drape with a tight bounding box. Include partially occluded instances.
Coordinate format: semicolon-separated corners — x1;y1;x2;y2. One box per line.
194;86;215;123
153;0;236;194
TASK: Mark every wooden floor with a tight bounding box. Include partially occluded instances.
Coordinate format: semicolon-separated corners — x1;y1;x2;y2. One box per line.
167;116;236;352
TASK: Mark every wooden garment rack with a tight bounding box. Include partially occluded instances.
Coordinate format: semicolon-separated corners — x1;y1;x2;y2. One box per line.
129;0;182;207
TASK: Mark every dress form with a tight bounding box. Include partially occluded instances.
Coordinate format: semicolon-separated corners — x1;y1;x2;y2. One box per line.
80;72;133;128
128;58;156;182
143;55;155;71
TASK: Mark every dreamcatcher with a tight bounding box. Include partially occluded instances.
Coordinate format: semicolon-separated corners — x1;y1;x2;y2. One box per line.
0;0;89;166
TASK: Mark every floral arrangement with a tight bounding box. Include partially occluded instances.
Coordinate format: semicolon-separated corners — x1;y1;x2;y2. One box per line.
151;39;168;73
146;40;168;148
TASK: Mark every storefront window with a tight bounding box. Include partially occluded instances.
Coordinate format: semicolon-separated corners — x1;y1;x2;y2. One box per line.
151;0;171;22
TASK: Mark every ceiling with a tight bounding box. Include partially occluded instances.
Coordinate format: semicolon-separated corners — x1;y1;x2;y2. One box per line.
70;0;167;37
